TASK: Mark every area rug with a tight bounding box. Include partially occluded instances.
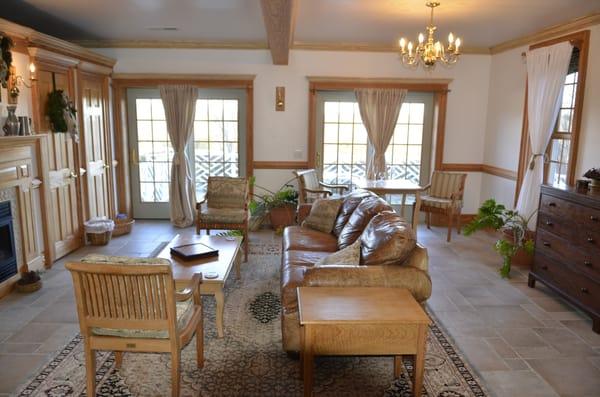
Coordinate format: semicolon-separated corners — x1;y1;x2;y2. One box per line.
17;239;487;397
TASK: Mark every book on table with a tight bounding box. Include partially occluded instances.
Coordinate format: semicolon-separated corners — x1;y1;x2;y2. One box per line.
170;242;219;260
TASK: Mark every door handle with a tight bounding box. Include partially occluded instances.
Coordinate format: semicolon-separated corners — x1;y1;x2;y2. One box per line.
130;149;139;165
69;171;78;179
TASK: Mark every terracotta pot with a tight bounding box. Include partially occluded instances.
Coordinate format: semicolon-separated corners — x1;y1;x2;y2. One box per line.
502;229;535;268
269;205;296;230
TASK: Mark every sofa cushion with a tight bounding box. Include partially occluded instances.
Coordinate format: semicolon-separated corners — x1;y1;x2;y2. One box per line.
199;206;247;224
301;197;343;233
282;250;331;268
337;196;393;249
332;190;374;237
315;239;361;267
283;226;338;252
360;211;416;266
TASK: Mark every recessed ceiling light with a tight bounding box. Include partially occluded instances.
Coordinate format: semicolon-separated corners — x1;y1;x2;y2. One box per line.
146;26;179;31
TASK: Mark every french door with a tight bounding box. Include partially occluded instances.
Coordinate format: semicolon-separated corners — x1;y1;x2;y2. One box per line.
315;91;434;188
127;88;247;219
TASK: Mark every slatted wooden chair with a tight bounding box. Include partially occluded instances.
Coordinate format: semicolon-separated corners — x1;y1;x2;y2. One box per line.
196;176;249;262
65;256;203;397
420;171;467;242
293;169;349;204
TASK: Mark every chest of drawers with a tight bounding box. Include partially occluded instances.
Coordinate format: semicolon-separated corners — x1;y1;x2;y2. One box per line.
528;185;600;334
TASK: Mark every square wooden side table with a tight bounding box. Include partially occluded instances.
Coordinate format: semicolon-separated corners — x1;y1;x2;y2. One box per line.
297;287;430;396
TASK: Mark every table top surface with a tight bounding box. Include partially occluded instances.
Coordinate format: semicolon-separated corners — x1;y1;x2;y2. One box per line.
157;234;241;284
357;179;423;192
297;287;430;325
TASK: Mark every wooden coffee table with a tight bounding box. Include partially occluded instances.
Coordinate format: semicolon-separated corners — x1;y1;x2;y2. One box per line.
157;234;242;338
297;287;430;397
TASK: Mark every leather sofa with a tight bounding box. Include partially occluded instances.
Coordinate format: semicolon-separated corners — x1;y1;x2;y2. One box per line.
280;190;432;352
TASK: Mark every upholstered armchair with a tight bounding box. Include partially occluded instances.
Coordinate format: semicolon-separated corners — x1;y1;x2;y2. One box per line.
420;171;467;242
293;169;349;204
65;255;204;397
196;176;249;261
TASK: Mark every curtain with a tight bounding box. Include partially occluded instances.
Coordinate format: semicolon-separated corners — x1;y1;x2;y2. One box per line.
516;42;572;229
355;88;407;179
159;85;198;227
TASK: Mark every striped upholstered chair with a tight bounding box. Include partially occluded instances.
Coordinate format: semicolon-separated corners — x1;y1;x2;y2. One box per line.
420;171;467;242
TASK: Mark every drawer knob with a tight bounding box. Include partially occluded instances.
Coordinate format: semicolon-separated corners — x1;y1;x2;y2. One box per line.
542;241;551;247
545;221;553;226
591;216;599;222
584;261;592;267
587;237;595;243
548;202;557;207
541;265;548;270
581;287;589;294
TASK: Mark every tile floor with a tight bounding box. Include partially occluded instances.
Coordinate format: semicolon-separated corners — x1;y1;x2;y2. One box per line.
0;220;599;396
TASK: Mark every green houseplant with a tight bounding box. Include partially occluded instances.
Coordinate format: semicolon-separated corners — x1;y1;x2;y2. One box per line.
463;199;535;278
248;176;298;234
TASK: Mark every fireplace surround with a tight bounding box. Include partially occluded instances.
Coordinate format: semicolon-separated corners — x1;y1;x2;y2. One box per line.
0;200;17;283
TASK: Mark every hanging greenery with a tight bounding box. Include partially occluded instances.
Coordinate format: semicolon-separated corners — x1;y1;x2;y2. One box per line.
0;33;14;89
47;89;79;142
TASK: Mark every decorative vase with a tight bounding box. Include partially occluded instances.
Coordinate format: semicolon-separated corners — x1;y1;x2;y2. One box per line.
590;179;600;192
3;105;19;136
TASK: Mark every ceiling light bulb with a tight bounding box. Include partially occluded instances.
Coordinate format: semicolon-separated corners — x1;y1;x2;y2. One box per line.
455;37;461;50
29;63;36;74
407;41;413;51
399;38;406;49
418;33;425;44
448;32;454;44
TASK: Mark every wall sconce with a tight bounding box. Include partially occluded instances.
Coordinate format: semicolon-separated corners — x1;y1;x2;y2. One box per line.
7;63;36;103
275;86;285;111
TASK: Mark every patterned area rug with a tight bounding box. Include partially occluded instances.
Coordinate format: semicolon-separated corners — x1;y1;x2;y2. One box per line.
17;240;487;397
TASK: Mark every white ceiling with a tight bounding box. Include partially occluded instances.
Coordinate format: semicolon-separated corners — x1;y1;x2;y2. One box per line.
5;0;600;48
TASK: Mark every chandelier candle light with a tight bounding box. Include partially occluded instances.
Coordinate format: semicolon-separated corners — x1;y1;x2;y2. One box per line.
399;1;461;69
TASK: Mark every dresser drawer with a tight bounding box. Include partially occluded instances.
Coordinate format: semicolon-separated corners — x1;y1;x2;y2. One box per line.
537;211;573;239
533;253;600;314
540;194;577;218
536;229;572;264
576;205;600;231
577;228;600;253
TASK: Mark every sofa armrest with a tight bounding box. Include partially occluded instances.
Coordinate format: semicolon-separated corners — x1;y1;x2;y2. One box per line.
297;203;313;224
303;265;432;302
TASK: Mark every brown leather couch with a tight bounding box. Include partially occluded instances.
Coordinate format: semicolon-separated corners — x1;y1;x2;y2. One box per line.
280;190;432;352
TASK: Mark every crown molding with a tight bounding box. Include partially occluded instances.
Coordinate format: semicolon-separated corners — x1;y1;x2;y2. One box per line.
307;76;453;85
75;39;269;50
293;41;490;55
490;12;600;54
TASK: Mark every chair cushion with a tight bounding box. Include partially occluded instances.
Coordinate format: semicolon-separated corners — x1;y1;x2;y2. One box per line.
337;196;393;249
360;211;416;266
315;239;361;267
301;197;342;233
91;299;195;339
81;254;171;266
332;190;375;237
283;226;338;252
206;176;248;209
421;195;462;209
199;207;247;224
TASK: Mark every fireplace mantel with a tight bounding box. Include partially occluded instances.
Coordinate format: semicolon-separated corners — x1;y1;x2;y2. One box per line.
0;134;50;297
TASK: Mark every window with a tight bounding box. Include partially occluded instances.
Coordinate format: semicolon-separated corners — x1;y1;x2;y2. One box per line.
545;47;580;187
318;91;433;188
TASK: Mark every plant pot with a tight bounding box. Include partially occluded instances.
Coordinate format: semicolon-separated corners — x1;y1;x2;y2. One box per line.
16;280;42;293
502;229;534;268
269;205;296;231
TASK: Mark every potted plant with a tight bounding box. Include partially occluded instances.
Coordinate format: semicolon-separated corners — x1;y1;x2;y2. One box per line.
249;176;298;234
15;271;42;293
463;199;536;278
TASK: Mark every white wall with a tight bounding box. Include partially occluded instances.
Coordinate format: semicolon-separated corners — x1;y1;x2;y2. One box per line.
481;24;600;208
96;47;491;213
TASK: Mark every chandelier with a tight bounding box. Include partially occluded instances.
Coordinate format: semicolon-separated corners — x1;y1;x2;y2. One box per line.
398;1;462;69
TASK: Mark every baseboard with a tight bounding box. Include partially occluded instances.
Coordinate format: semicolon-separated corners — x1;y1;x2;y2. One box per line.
0;274;19;300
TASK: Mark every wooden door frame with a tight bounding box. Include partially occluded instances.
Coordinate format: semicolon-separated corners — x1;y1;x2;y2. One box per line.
111;75;255;216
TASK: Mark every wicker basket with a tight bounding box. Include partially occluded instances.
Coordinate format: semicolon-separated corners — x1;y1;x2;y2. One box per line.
113;219;135;236
87;231;112;246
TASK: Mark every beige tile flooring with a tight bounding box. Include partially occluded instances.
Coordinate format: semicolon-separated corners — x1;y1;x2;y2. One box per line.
0;220;599;396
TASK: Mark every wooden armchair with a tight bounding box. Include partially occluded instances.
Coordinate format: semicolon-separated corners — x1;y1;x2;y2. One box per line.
420;171;467;242
196;176;249;262
65;256;203;397
293;169;348;204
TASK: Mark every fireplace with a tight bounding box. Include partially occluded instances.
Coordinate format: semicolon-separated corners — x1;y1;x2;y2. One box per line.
0;201;17;283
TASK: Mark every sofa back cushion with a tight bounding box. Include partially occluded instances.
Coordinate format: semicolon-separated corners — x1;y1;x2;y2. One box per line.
360;211;416;266
301;197;343;233
332;190;374;237
337;196;392;249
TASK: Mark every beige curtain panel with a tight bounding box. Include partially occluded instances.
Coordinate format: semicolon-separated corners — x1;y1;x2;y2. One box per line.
355;88;407;180
159;84;198;228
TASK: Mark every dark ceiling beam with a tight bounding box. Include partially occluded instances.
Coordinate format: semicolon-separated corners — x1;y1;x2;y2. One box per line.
259;0;299;65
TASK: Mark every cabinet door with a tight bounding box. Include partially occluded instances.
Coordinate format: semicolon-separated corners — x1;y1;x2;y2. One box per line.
80;73;113;220
35;68;83;260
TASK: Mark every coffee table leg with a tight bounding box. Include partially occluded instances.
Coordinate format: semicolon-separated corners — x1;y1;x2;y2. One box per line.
215;288;225;338
413;324;427;396
235;249;241;280
303;325;313;397
394;356;403;378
